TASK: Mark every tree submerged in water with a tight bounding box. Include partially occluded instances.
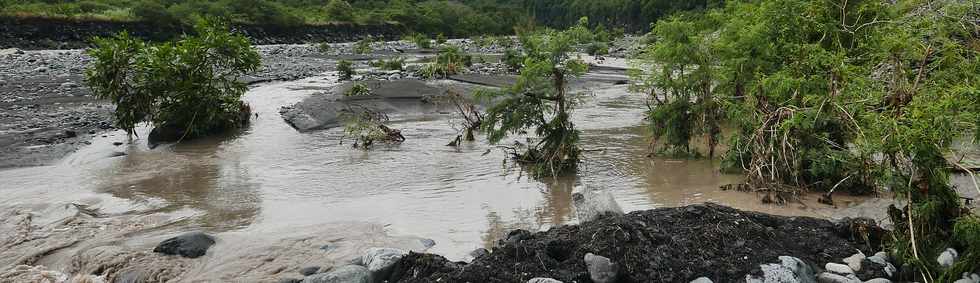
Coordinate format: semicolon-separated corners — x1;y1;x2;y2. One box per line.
85;20;260;141
480;20;593;177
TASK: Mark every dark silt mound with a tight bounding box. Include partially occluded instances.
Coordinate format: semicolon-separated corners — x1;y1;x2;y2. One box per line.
389;203;881;283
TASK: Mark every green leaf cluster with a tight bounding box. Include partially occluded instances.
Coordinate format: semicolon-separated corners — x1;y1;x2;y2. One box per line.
85;20;260;139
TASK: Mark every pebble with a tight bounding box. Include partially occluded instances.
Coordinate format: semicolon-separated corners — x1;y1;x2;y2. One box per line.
825;263;854;275
584;253;617;283
299;266;320;276
152;231;216;258
937;248;958;268
816;272;859;283
842;251;865;271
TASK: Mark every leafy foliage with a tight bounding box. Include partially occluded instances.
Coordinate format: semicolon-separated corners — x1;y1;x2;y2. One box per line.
405;33;432;49
85;20;260;139
480;21;592;177
634;0;979;278
345;82;372;97
630;15;720;157
325;0;354;22
353;37;373;54
339;106;404;149
420;45;471;79
369;57;405;71
337;59;355;81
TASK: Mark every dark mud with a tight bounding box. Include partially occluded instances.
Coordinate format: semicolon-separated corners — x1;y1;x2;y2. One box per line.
389;203;878;283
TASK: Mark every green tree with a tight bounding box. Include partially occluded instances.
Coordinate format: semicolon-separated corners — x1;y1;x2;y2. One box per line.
325;0;354;22
480;22;592;177
85;21;260;139
630;15;721;157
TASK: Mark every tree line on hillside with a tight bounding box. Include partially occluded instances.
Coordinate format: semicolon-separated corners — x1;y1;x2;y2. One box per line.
0;0;717;36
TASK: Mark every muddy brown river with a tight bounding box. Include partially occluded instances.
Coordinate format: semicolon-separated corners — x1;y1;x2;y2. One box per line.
0;66;903;267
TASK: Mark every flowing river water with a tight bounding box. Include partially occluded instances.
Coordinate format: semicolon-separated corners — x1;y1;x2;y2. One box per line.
3;58;973;278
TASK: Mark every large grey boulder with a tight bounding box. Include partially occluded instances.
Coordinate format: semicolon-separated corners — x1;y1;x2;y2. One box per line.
584;253;618;283
360;247;408;282
745;256;816;283
153;232;215;258
301;265;371;283
572;187;623;222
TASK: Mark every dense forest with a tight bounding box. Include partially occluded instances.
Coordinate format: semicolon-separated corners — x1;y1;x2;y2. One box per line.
0;0;719;35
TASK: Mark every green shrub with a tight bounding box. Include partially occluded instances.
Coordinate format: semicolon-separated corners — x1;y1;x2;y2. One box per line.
435;33;448;44
420;45;469;79
405;33;432;49
85;21;260;139
586;41;609;56
317;42;331;53
345;82;371;97
353;37;373;54
503;48;523;72
369;57;405;71
337;59;355;80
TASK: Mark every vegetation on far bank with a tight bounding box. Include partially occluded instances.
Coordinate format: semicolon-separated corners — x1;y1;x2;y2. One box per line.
1;0;717;36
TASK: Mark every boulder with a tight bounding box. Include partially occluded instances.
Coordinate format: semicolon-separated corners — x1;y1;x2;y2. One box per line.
572;187;624;223
527;278;563;283
360;248;408;282
746;256;816;283
153;232;215;258
690;277;713;283
147;124;186;148
584;253;618;283
301;265;370;283
864;279;891;283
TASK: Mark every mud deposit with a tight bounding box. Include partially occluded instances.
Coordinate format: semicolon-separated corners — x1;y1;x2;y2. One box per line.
390;204;873;283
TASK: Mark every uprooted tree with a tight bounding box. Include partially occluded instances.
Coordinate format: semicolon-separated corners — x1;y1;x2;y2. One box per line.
339;104;405;149
634;0;979;279
85;20;260;141
479;20;593;177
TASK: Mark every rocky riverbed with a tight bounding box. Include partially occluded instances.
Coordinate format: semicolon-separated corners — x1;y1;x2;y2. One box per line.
2;36;976;283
